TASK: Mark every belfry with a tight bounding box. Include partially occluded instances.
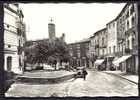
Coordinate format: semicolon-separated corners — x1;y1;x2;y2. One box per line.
48;18;56;40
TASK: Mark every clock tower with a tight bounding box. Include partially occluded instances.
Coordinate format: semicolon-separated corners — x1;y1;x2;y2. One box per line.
48;19;56;40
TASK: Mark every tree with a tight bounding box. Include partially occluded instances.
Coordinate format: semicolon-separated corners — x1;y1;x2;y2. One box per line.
26;41;49;62
53;38;70;65
24;38;70;70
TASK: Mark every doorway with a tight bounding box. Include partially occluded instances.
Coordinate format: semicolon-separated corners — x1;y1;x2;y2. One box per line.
7;56;12;71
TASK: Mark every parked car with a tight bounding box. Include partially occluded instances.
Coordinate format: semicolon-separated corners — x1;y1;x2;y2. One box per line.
110;66;116;71
74;67;85;78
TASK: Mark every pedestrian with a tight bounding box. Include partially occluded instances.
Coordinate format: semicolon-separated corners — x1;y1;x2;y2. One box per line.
53;60;57;70
82;68;88;80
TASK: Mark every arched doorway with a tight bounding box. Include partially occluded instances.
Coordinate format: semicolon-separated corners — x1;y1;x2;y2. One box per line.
7;56;12;71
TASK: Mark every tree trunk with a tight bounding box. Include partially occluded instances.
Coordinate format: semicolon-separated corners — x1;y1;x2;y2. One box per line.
54;64;56;70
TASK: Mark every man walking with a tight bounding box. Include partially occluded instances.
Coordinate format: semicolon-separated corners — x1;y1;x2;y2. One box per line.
82;68;88;80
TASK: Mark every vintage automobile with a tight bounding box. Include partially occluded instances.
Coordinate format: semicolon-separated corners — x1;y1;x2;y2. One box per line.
74;67;85;78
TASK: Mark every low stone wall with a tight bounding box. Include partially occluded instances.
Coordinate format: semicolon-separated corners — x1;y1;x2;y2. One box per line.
16;73;76;84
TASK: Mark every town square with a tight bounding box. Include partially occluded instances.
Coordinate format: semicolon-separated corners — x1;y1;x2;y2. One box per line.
0;2;139;97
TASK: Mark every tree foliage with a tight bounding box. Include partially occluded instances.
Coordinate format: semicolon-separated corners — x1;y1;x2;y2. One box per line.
24;38;70;65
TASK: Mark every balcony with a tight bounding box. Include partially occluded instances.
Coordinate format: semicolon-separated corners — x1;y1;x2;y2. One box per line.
99;45;107;48
95;44;99;48
125;27;135;36
4;4;18;14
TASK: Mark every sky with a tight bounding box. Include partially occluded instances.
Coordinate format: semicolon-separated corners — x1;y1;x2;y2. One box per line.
20;3;126;43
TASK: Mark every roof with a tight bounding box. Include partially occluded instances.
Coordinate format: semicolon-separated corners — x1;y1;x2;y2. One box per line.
68;38;90;45
93;28;106;36
78;38;90;43
106;3;127;26
106;18;116;26
114;3;128;21
90;34;95;38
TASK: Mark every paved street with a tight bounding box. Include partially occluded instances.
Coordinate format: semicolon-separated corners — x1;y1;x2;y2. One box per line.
68;70;138;97
6;70;138;97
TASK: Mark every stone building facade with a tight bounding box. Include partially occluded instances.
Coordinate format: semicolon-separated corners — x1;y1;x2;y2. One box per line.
89;35;96;68
4;4;26;74
98;28;107;58
68;39;90;69
113;3;138;74
89;28;108;70
89;3;138;74
106;19;117;56
116;4;126;57
94;30;100;57
124;3;138;74
106;19;118;70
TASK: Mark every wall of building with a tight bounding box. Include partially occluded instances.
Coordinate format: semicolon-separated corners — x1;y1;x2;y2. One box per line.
123;3;138;74
68;40;90;68
94;33;99;57
89;36;96;68
116;5;127;56
98;29;107;57
88;3;138;74
4;4;26;74
106;20;117;56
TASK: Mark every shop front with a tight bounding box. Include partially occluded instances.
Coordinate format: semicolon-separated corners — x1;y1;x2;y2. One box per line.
94;59;106;71
113;55;132;73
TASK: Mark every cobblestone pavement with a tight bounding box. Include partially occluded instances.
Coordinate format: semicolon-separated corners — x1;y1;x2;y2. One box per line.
6;70;138;97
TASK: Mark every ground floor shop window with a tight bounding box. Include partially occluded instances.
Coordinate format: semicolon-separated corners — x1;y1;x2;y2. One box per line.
126;56;136;74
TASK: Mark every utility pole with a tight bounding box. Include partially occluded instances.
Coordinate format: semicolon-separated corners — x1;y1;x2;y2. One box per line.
0;3;5;97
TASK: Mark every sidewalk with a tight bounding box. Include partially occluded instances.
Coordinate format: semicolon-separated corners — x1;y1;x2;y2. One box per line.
103;71;138;84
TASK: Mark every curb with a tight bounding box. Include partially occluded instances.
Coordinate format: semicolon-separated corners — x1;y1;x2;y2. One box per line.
103;72;138;85
16;73;76;84
5;79;15;93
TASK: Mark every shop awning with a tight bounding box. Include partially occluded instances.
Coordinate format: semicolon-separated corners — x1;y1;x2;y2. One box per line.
112;57;119;62
113;55;132;66
94;59;104;66
77;67;85;70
